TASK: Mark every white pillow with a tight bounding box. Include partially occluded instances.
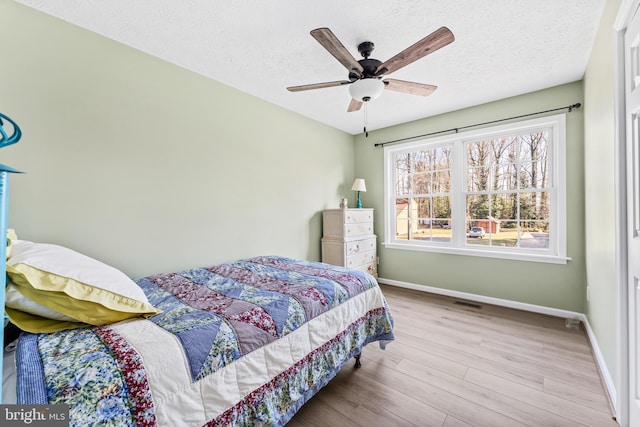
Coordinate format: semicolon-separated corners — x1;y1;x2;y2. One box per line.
5;240;160;332
5;283;76;322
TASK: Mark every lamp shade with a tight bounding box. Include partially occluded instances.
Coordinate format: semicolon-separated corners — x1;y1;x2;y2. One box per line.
348;78;384;102
351;178;367;192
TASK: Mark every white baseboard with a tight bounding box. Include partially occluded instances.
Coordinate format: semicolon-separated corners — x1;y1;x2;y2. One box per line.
579;314;618;414
377;277;618;414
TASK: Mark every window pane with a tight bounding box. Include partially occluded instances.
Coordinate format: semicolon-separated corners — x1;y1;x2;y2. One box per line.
413;151;433;173
518;221;550;249
434;146;451;170
412;172;430;194
395;198;409;240
493;164;517;191
414;197;432;219
517;135;532;164
519;160;549;189
467;141;492;168
434;170;451;193
395;198;409;217
463;129;553;251
492;138;516;165
467;194;490;221
492;193;517;221
466;218;486;245
395;219;409;240
432;226;452;243
396;175;410;196
518;191;550;249
522;132;548;159
433;196;451;219
395;153;411;174
492;226;519;247
520;191;550;221
467;166;491;192
414;217;431;240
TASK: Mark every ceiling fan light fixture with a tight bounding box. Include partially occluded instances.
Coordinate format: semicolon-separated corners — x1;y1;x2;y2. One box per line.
349;78;384;102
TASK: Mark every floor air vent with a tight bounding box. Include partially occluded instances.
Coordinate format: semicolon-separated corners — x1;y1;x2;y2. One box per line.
453;300;483;309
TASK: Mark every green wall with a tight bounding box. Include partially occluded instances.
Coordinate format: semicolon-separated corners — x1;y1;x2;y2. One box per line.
583;0;622;403
354;82;586;312
0;2;355;279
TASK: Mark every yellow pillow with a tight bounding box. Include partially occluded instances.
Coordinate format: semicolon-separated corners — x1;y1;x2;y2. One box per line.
6;240;161;332
4;307;89;333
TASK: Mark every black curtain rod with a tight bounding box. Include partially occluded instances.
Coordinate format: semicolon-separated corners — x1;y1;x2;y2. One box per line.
373;102;582;148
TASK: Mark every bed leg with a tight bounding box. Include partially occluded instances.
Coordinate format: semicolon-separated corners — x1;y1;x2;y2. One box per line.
354;353;362;368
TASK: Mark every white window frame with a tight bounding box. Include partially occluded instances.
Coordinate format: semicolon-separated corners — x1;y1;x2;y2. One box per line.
383;114;569;264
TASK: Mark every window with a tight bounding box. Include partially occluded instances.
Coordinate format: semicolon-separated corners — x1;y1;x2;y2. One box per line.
383;114;567;263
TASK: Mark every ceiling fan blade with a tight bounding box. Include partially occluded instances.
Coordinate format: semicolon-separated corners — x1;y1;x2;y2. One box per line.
377;27;454;76
287;80;351;92
347;99;363;112
384;79;437;96
311;28;364;73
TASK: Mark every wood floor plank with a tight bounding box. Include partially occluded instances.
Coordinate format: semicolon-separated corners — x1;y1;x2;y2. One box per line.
396;324;603;396
388;329;547;391
479;338;600;377
543;377;613;414
328;364;448;427
443;415;475;427
464;368;616;426
358;358;527;427
542;341;596;365
288;285;616;427
395;358;586;427
368;335;470;379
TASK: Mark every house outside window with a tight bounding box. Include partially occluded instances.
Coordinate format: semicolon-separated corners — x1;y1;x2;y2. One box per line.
383;114;568;264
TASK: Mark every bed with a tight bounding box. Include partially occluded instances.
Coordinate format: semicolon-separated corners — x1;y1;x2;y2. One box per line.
2;239;394;426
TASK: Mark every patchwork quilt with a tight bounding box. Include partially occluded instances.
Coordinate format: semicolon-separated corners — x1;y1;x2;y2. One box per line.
16;256;394;426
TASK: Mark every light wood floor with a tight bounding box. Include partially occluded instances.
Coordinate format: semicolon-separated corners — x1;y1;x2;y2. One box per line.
287;285;618;427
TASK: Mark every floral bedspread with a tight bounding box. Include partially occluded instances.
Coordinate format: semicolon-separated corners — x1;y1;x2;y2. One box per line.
16;256;394;426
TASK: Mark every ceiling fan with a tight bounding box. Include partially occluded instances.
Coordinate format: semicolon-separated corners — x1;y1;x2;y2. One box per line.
287;27;455;112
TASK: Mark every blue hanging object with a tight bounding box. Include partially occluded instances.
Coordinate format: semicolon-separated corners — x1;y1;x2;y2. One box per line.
0;113;22;404
0;113;22;148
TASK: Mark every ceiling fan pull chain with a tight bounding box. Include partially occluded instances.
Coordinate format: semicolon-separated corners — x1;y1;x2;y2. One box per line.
364;102;369;137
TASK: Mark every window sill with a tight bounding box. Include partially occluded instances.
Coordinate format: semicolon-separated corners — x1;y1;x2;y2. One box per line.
382;242;570;264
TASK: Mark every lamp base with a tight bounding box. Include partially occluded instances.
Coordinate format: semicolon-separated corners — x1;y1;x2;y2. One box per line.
356;191;362;208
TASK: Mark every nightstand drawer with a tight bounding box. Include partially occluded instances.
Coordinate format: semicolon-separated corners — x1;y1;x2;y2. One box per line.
323;209;373;238
344;223;373;238
346;237;376;256
353;261;377;277
344;209;373;224
346;250;375;268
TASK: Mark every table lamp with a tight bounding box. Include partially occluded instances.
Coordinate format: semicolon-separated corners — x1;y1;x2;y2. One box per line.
351;178;366;208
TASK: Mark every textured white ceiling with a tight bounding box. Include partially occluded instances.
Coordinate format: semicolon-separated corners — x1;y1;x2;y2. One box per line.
14;0;605;135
